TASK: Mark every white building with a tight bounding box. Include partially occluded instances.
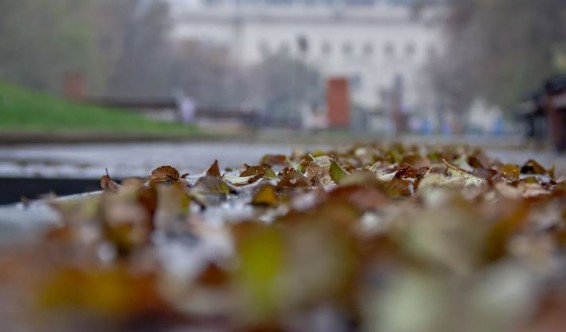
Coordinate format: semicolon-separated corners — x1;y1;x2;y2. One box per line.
166;0;445;123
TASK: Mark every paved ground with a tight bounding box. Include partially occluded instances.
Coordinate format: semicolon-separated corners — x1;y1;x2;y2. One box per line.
0;142;308;178
0;141;565;179
0;140;564;245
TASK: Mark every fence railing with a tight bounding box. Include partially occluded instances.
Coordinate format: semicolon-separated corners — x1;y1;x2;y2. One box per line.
83;97;259;128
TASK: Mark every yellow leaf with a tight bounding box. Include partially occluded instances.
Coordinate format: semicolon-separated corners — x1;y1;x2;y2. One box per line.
251;184;279;207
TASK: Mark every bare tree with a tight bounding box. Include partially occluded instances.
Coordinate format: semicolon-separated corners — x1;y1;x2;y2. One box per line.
428;0;566;121
0;0;99;93
96;0;171;98
162;40;250;108
251;54;322;120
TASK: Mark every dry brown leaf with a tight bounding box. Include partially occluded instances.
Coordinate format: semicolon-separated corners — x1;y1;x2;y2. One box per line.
205;159;222;178
276;167;309;189
240;164;277;179
260;154;289;167
148;165;188;187
100;169;120;192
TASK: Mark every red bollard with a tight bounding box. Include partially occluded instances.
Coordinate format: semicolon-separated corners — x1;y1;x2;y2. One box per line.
326;77;351;129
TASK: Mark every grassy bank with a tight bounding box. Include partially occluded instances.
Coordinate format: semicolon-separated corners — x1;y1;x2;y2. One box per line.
0;83;198;135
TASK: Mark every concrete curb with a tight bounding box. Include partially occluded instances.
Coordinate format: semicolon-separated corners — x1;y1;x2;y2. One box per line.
0;131;257;145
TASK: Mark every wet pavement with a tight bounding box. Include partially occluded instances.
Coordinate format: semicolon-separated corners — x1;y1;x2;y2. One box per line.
0;141;565;244
0;142;565;178
0;142;307;179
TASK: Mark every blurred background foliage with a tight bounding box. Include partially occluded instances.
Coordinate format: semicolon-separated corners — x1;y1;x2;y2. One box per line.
0;0;172;97
429;0;566;115
0;0;322;112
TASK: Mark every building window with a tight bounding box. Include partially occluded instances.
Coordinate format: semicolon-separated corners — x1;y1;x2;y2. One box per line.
343;42;352;56
363;42;374;56
259;41;270;56
427;43;438;58
406;42;415;57
266;0;293;4
204;0;223;5
350;73;362;91
347;0;377;5
297;35;309;54
279;42;290;56
393;73;404;91
321;41;332;55
384;42;395;57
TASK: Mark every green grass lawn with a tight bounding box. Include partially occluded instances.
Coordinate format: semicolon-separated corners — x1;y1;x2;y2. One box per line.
0;82;199;135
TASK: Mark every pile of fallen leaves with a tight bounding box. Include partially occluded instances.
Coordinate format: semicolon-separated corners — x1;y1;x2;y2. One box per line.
1;143;566;332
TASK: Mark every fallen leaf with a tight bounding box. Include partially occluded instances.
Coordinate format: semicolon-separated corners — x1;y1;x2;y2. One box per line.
276;167;309;189
100;168;120;192
443;159;486;186
330;160;349;184
260;154;289;167
240;164;277;180
521;159;547;175
250;184;280;207
224;174;261;186
205;159;222;178
193;176;237;196
498;164;520;181
148;165;188;187
37;266;172;319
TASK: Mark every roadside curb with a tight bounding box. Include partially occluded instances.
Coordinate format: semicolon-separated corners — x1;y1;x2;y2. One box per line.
0;131;257;145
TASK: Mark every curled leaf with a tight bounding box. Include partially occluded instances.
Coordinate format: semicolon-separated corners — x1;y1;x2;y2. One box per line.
100;169;120;193
224;174;261;186
148;165;188;187
205;159;222;178
227;164;277;186
240;164;277;180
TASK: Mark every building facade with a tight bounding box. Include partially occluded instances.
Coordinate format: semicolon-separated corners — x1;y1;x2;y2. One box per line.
166;0;445;125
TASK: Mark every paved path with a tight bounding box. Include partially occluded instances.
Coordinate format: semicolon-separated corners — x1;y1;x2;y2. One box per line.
0;141;564;245
1;142;565;179
0;143;308;178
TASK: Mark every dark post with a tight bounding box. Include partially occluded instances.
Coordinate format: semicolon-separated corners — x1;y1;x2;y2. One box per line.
545;75;566;152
